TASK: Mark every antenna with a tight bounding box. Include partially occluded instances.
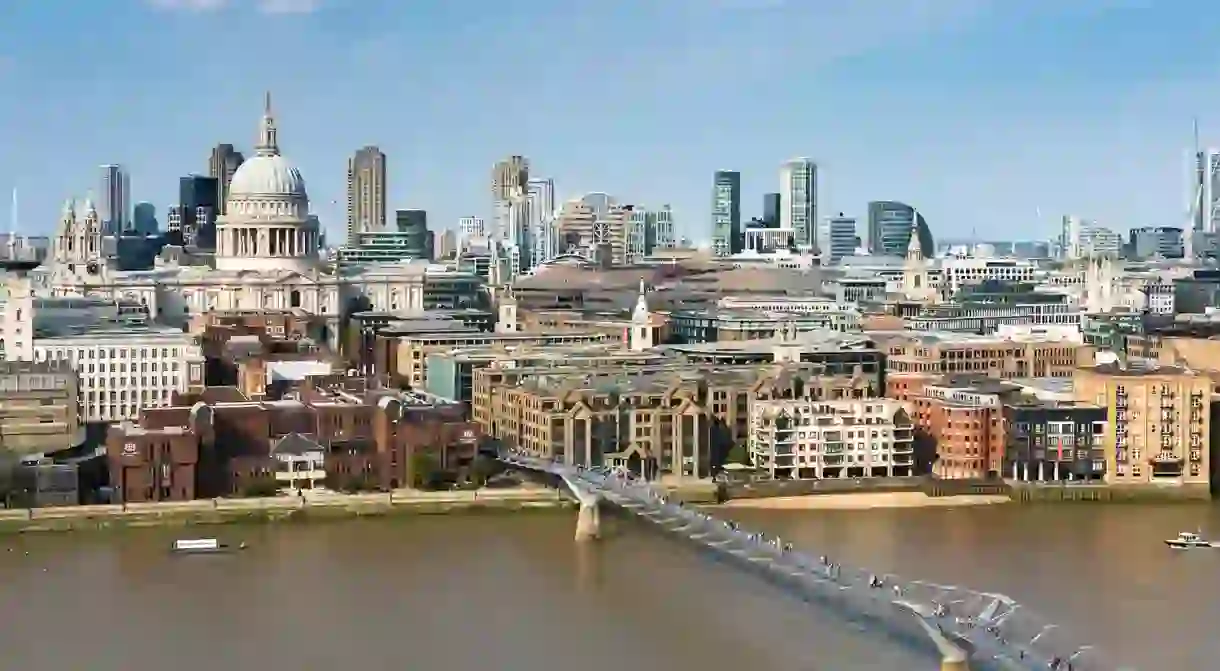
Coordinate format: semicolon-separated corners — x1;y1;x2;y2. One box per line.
8;188;15;258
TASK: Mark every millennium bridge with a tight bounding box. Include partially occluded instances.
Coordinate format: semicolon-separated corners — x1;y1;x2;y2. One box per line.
498;452;1131;671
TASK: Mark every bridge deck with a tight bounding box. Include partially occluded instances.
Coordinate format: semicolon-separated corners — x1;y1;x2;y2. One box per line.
501;454;1129;671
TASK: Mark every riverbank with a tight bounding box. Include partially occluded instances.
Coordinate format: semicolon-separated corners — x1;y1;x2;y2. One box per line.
0;488;573;535
721;491;1011;510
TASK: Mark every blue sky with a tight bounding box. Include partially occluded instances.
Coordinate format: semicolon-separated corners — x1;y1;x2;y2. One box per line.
1;0;1218;244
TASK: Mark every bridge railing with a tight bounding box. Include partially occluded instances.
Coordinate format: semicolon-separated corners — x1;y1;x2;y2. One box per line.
500;454;1128;670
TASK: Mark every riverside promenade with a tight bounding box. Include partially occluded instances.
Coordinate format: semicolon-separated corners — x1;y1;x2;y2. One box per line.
0;488;568;532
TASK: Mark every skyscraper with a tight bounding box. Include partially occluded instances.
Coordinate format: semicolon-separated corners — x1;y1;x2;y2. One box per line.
99;164;130;235
208;143;245;215
492;155;529;203
653;205;676;250
394;209;429;259
1193;149;1220;234
779;158;817;250
527;178;557;267
762;193;781;228
179;174;219;248
824;213;857;264
711;170;741;257
867;201;933;257
346;146;387;246
132;202;158;235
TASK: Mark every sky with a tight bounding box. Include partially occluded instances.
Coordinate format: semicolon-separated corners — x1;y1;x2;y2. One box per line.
1;0;1220;245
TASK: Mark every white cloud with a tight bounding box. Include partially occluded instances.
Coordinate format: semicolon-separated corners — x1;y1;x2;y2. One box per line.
146;0;321;14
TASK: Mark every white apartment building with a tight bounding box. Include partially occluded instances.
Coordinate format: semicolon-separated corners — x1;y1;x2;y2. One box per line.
32;327;203;422
1;272;203;422
748;398;914;479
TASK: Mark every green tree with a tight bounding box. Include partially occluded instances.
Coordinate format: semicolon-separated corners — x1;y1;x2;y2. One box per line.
725;443;750;465
240;477;281;498
410;452;443;490
468;456;500;487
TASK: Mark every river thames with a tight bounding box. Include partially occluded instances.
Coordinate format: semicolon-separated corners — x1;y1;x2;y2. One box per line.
0;503;1214;670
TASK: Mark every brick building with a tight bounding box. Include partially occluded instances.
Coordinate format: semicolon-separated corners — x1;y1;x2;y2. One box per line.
107;385;477;502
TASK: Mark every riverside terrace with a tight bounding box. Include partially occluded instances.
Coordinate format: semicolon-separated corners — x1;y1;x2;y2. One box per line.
498;452;1131;671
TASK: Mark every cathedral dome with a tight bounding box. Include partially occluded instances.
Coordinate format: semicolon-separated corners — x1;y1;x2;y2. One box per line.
228;155;307;201
224;92;308;208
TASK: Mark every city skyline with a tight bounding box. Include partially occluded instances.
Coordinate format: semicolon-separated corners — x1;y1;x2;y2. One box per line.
2;1;1220;243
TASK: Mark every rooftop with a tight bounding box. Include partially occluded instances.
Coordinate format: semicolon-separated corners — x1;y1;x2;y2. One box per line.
664;329;876;356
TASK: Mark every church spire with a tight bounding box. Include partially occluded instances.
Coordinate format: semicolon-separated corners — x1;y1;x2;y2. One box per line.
255;91;280;157
905;217;923;262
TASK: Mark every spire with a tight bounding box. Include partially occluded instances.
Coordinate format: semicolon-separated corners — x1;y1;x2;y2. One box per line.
633;278;649;322
905;218;923;262
255;91;280;157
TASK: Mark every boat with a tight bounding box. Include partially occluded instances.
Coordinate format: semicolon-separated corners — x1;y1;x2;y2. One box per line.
170;538;247;555
1164;531;1217;549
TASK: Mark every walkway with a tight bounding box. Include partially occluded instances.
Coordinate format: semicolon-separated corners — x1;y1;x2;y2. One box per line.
500;452;1129;671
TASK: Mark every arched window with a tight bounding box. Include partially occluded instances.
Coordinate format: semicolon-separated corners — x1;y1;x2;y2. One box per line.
290;290;301;308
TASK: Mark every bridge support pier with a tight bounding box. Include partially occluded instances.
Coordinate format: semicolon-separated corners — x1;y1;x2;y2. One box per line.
575;500;600;542
893;602;971;671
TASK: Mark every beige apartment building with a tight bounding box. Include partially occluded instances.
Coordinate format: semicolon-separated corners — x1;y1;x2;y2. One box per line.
871;330;1090;379
393;330;615;388
749;398;914;479
475;361;883;480
487;371;714;481
1074;362;1212;489
0;360;81;455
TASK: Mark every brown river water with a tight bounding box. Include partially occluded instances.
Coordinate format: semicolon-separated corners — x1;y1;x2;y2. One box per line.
0;504;1215;670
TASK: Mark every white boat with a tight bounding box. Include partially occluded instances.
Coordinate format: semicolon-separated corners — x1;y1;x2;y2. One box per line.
170;538;246;555
1164;531;1217;549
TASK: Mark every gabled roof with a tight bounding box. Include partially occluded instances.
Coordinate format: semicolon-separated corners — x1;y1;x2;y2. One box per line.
271;432;324;456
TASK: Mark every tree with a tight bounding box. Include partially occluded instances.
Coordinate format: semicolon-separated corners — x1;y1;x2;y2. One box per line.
239;476;281;498
726;443;750;465
410;452;443;490
467;455;500;487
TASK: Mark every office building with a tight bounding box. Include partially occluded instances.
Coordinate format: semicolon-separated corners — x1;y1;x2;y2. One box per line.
1129;226;1185;259
867;201;933;257
208;144;245;215
556;196;630;264
823;213;857;263
711;170;742;257
459;216;486;248
132;202;157;235
178;175;219;249
99;164;130;235
346;146;387;246
780;158;817;249
762;193;781;228
395;209;429;259
436;229;458;260
653;205;676;250
1194;148;1220;234
492;155;529;204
